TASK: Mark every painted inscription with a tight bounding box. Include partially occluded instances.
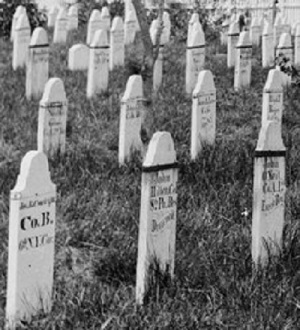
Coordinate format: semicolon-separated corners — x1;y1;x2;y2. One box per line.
261;158;285;213
89;22;101;43
193;91;216;142
94;50;109;66
57;19;67;31
192;48;205;81
18;29;30;44
149;170;177;234
124;98;143;120
32;48;49;64
251;26;261;43
240;48;252;71
267;93;282;122
264;35;274;64
43;101;66;154
17;194;55;252
232;35;239;45
113;31;124;53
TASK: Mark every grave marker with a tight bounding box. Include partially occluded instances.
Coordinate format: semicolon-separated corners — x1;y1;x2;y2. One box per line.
13;12;31;70
273;15;283;47
191;70;216;159
276;32;293;61
26;27;49;100
53;8;68;44
252;121;286;266
48;6;58;28
6;151;56;328
260;16;265;31
150;19;164;93
281;16;291;34
126;0;140;32
276;32;293;85
110;16;125;70
187;12;200;44
37;78;68;157
162;11;171;44
100;6;111;32
234;31;252;90
68;44;89;71
124;9;136;45
136;131;178;304
87;30;109;98
250;17;261;46
221;18;230;45
11;5;26;42
295;25;300;66
153;46;164;93
118;75;144;164
86;9;102;45
291;21;300;36
227;21;239;68
262;69;283;127
186;24;205;94
67;5;78;31
124;0;132;15
188;19;203;48
262;21;274;68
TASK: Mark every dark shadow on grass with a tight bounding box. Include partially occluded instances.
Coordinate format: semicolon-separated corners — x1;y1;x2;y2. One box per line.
92;249;137;286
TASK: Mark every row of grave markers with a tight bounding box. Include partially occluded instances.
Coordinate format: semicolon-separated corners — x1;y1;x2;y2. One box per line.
221;13;298;46
24;69;217;166
12;5;174;99
14;22;286;165
226;17;300;69
15;17;125;100
6;7;288;326
12;7;166;100
5;68;287;327
184;13;294;94
12;3;261;100
11;3;291;131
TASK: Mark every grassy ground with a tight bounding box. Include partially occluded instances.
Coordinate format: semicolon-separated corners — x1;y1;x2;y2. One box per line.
1;23;300;329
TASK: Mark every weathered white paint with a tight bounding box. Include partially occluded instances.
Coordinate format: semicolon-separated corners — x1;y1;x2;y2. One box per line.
252;121;286;266
262;69;283;127
295;24;300;66
68;44;89;71
110;16;125;70
250;17;261;46
26;27;49;100
276;32;293;61
191;70;216;159
262;21;274;68
11;6;26;42
136;132;178;304
53;7;68;44
227;20;239;68
118;75;144;164
48;6;59;28
86;30;109;97
86;9;102;45
124;9;136;45
234;31;252;90
6;151;56;328
273;15;283;47
37;78;68;157
186;22;205;94
12;12;31;70
67;5;78;31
